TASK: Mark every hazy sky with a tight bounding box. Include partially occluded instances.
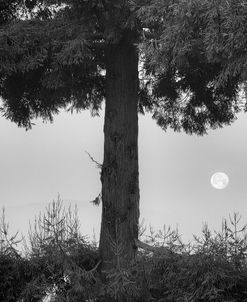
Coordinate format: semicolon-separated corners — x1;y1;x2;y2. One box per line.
1;104;247;244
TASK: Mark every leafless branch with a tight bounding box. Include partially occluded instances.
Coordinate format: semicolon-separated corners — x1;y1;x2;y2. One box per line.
85;151;102;169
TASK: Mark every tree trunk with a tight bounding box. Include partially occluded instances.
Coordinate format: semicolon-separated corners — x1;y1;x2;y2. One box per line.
99;36;140;272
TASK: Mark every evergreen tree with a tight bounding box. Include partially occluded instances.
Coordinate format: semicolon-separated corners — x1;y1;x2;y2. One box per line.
0;0;246;274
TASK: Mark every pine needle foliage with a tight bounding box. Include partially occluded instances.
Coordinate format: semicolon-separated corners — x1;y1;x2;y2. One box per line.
24;196;100;302
0;208;31;302
2;202;247;302
137;0;247;134
1;0;247;133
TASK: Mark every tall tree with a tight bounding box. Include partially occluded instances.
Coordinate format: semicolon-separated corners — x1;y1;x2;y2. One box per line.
0;0;246;272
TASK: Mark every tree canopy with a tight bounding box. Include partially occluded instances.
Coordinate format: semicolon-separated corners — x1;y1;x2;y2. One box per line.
137;0;247;134
0;0;246;133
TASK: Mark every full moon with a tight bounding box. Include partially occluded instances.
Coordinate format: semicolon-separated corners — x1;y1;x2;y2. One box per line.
210;172;229;189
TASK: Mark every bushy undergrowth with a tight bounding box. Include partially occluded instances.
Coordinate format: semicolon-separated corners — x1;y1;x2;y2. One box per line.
1;199;247;302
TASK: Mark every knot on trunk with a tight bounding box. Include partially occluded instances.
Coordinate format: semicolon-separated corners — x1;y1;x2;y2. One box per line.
126;144;137;160
110;131;123;146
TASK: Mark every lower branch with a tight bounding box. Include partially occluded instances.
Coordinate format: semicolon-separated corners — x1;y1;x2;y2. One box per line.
134;239;173;256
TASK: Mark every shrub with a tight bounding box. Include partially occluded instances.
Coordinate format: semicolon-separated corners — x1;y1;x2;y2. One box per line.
0;208;31;302
2;199;247;302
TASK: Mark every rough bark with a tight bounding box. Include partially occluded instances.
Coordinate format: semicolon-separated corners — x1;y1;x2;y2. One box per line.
99;35;140;272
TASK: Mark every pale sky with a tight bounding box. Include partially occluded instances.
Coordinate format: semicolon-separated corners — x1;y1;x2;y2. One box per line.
1;104;247;244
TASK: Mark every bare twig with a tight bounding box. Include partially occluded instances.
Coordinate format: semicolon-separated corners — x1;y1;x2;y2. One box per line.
85;151;102;169
88;259;102;273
